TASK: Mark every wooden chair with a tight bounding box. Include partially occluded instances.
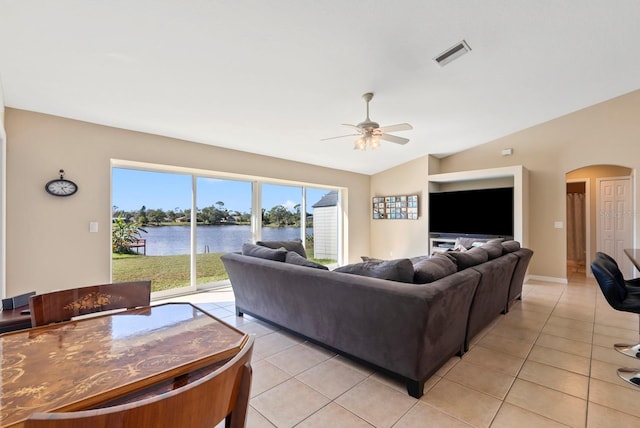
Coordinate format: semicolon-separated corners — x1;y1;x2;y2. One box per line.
28;281;152;327
25;336;254;428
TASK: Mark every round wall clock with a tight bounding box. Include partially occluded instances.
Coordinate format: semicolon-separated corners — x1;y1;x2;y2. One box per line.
45;169;78;197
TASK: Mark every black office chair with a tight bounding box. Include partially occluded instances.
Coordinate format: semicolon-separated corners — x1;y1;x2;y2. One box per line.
595;252;640;291
591;259;640;387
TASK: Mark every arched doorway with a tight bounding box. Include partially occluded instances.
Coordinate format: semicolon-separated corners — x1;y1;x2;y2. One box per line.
566;165;634;279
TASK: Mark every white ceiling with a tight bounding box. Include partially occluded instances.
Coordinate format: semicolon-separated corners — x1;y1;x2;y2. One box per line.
1;1;640;175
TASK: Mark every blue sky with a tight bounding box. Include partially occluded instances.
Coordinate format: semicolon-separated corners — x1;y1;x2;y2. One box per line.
112;168;331;213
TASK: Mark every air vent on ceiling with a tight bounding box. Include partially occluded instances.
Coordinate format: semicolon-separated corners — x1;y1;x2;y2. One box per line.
434;40;471;66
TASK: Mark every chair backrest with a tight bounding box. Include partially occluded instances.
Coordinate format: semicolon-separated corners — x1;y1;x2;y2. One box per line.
29;281;152;327
25;336;254;428
591;259;628;310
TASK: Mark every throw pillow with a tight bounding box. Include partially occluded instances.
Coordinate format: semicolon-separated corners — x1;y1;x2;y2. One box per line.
361;256;384;262
285;251;329;270
242;243;287;262
413;253;457;284
480;241;503;260
334;258;414;283
501;240;521;253
257;239;307;258
448;247;489;270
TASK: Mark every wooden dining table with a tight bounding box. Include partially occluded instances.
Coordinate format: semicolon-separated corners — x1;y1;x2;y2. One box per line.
0;302;249;428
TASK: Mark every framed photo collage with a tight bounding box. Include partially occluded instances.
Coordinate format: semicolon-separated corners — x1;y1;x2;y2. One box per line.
372;194;419;220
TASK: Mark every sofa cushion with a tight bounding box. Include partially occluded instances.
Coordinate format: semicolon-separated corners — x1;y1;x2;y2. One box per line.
242;243;287;261
413;253;457;284
334;258;414;283
501;240;521;253
480;241;504;260
257;239;307;258
455;236;504;250
285;251;329;270
448;247;489;270
361;256;384;262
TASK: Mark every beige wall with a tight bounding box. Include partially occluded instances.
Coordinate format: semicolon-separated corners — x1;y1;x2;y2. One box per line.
370;89;640;280
4;108;371;296
370;156;430;259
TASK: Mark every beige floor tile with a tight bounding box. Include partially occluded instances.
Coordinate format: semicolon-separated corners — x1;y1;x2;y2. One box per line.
335;379;416;428
251;359;291;398
587;402;640;428
518;360;589;399
247;406;276;428
554;301;596;318
251;379;330;428
489;323;540;344
420;378;501;428
588;378;640;418
541;323;593;344
592;332;638;349
332;355;376;377
266;342;334;376
444;359;515;399
253;331;302;360
505;379;587;428
527;345;591;376
476;331;534;359
462;345;525;376
547;314;592;331
395;401;472;427
239;321;280;337
295;403;373;428
591;344;640;367
592;324;638;342
491;402;569;428
369;372;408;394
296;357;367;399
589;359;639;390
499;310;549;331
535;333;592;358
434;355;461;376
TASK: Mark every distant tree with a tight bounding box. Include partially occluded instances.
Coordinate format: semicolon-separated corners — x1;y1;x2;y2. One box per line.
268;205;295;227
147;209;166;225
138;205;148;225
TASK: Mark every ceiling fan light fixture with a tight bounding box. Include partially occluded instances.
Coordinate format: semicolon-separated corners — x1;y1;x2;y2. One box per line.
434;40;471;67
370;135;381;150
354;137;367;150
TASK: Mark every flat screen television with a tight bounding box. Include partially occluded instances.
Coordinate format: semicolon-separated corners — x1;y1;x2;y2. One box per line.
429;187;514;237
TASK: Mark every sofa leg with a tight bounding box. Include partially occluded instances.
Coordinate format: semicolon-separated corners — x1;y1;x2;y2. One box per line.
406;380;425;398
236;308;244;317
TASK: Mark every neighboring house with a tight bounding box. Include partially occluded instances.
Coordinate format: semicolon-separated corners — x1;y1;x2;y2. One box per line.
312;191;338;260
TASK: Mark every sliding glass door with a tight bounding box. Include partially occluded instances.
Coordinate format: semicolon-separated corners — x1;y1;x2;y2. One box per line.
112;168;194;295
112;164;343;297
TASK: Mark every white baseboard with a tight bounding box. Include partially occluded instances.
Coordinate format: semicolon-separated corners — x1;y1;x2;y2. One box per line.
526;274;568;284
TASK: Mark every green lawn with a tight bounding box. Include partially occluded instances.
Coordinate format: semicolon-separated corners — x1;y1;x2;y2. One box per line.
112;250;335;292
112;253;228;292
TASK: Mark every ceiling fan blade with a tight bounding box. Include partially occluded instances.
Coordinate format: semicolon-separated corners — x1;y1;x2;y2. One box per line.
320;133;360;141
379;123;413;133
342;123;364;132
380;133;410;145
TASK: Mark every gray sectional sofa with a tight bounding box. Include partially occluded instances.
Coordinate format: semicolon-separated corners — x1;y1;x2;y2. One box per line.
221;239;533;398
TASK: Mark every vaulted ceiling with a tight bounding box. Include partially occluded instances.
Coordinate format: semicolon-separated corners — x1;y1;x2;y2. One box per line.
2;1;639;174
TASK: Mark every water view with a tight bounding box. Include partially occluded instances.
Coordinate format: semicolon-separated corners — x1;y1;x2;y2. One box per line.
138;225;306;256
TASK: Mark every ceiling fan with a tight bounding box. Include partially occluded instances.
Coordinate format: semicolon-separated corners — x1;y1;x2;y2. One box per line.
322;92;413;150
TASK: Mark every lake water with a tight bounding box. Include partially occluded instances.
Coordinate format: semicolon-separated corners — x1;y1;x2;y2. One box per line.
138;225;306;256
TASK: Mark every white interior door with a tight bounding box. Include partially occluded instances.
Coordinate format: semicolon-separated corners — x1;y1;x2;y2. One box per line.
598;177;633;277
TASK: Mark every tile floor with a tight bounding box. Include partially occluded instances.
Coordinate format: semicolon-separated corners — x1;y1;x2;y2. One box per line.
158;268;640;427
